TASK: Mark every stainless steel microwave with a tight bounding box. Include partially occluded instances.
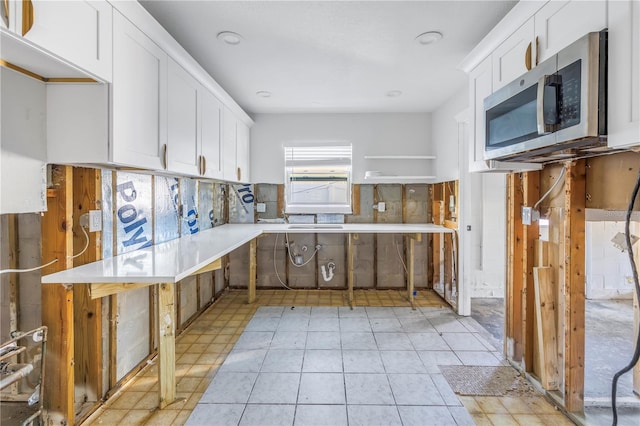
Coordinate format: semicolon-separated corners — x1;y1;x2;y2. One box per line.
484;31;607;162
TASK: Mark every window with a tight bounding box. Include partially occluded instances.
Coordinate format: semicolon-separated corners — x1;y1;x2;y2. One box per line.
284;144;352;214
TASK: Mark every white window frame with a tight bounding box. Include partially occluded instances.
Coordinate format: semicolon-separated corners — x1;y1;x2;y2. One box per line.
284;143;352;214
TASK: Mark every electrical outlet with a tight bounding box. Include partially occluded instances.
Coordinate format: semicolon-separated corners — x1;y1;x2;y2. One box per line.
377;202;386;212
522;206;533;225
89;210;102;232
256;202;266;213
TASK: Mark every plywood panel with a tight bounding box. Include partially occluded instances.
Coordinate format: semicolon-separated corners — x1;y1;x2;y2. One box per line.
586;151;640;211
506;173;524;363
534;267;559;390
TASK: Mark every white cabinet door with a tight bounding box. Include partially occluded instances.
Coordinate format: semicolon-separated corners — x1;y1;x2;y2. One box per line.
236;121;250;183
534;0;607;63
112;11;167;170
167;58;199;176
468;57;493;172
608;0;640;149
492;18;534;91
222;106;238;182
1;67;47;214
200;89;223;180
19;0;112;81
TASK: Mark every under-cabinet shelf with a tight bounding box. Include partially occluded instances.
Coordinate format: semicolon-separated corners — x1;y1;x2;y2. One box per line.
364;175;436;180
364;155;436;160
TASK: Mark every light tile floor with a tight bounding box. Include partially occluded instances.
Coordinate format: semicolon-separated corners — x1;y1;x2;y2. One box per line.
84;290;573;425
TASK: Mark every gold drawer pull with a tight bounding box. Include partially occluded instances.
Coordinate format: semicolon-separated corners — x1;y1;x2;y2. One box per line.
525;42;532;71
22;0;34;36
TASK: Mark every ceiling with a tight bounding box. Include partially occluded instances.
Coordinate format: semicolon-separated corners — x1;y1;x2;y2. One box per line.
139;1;517;115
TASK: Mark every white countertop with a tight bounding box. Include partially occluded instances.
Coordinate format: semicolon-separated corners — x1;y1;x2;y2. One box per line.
41;223;453;284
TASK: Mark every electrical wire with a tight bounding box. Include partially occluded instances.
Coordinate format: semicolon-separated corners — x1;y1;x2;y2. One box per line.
273;233;293;290
533;166;566;210
69;225;90;260
0;258;58;275
394;236;408;274
611;166;640;426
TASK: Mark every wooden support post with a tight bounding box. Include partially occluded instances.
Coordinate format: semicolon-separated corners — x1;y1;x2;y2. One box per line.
506;173;525;363
157;283;176;409
8;214;19;394
523;171;540;373
72;167;103;406
407;234;421;310
563;160;586;413
348;233;355;309
533;267;559;390
41;165;75;425
248;238;257;304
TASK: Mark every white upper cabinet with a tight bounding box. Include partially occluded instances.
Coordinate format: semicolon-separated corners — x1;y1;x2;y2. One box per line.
608;0;640;149
200;90;224;180
468;57;494;172
534;0;607;63
112;10;167;171
492;18;535;91
167;58;200;175
14;0;113;81
222;106;238;182
236;121;250;183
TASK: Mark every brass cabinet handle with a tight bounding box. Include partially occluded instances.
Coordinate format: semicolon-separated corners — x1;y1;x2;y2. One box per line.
201;155;206;176
534;36;539;66
237;167;241;181
2;0;9;28
162;144;168;169
22;0;34;36
525;42;532;71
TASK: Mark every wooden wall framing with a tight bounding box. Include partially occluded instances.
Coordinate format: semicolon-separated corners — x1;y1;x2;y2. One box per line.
505;152;640;415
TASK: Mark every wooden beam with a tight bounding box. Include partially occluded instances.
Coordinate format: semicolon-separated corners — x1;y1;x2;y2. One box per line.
108;294;117;390
248;238;257;304
563;160;586;412
157;283;176;409
8;214;19;395
41;165;75;425
347;233;355;308
352;184;361;216
72;167;103;406
407;235;416;310
90;282;155;299
533;267;559;390
277;184;285;218
506;173;524;363
535;240;549;267
632;222;640;396
523;171;540;373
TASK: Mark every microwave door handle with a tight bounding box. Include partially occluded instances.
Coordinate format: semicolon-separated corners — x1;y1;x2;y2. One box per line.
536;75;551;135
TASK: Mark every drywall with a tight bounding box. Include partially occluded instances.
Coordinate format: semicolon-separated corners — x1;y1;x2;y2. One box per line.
431;86;468;183
586;220;638;299
250;113;433;184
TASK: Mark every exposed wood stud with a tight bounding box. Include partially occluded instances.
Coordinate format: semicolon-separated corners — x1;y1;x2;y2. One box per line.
506;173;524;362
534;267;559;390
523;171;540;373
563;160;586;413
72;167;103;408
157;283;176;409
248;238;257;304
41;165;74;425
8;214;19;394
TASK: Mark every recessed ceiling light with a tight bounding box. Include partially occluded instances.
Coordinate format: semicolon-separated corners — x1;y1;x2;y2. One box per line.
415;31;443;45
256;91;272;98
386;90;402;98
217;31;243;45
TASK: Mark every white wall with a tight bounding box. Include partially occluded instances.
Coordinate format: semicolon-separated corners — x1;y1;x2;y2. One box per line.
250;113;433;184
432;86;468;183
586;220;638;299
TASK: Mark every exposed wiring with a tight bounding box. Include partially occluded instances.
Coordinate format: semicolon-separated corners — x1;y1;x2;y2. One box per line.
273;233;293;290
394;236;408;274
284;232;318;267
69;225;90;260
533;166;566;210
0;258;58;275
611;166;640;426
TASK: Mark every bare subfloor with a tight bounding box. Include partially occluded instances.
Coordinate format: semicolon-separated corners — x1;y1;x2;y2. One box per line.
471;297;640;425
